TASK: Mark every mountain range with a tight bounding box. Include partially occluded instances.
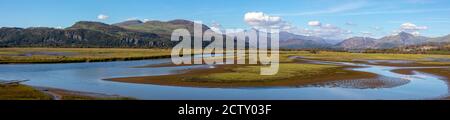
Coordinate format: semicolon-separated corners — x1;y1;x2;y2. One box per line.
0;19;209;48
1;19;449;49
336;32;450;49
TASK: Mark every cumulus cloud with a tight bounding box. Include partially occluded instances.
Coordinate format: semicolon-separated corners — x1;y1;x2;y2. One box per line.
243;12;352;39
394;22;428;36
244;12;293;31
296;21;352;39
308;21;321;27
400;22;428;30
97;14;109;20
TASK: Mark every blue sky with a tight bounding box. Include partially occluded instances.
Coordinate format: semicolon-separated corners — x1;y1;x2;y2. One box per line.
1;0;449;38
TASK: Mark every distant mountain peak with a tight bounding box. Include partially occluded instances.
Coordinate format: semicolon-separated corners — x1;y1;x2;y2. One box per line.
397;31;415;38
398;31;411;35
349;36;374;39
387;31;426;40
336;37;376;49
113;19;211;35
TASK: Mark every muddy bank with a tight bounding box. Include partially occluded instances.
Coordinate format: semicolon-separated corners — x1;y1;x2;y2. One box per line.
134;62;204;68
391;68;450;100
33;87;134;100
392;68;450;79
305;76;411;89
352;59;450;67
107;63;377;88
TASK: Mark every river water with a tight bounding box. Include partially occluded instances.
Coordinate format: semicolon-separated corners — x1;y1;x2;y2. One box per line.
0;57;448;100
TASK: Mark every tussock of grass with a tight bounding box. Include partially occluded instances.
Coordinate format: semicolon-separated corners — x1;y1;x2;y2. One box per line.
0;85;52;100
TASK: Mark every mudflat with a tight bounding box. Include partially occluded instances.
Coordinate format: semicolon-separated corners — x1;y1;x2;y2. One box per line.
107;62;377;88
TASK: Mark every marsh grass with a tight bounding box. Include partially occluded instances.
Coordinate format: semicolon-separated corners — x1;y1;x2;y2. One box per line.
182;51;450;82
282;51;450;64
0;48;172;63
190;63;339;82
0;85;52;100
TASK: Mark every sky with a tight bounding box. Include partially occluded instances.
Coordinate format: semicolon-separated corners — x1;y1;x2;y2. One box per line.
1;0;450;39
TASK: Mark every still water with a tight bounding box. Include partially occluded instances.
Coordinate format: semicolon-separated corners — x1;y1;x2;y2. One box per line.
0;57;448;100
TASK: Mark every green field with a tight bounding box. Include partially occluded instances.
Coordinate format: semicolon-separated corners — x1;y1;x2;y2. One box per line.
281;51;450;65
0;48;172;63
0;85;52;100
1;48;449;64
192;63;339;82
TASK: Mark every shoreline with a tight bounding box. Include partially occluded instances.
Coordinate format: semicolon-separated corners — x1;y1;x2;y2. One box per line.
0;48;173;64
106;57;450;90
391;68;450;100
391;68;450;80
32;86;135;100
0;55;173;64
106;60;378;88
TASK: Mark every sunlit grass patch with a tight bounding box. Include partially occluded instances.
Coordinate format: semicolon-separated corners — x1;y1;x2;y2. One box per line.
191;63;338;82
281;51;450;62
0;85;52;100
0;48;172;63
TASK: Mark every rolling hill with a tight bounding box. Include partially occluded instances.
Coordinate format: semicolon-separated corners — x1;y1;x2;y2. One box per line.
1;20;450;50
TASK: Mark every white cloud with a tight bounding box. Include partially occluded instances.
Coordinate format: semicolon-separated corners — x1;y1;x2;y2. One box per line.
400;22;427;30
244;12;293;31
97;14;109;20
143;19;150;22
308;21;321;27
393;22;428;36
243;12;352;39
